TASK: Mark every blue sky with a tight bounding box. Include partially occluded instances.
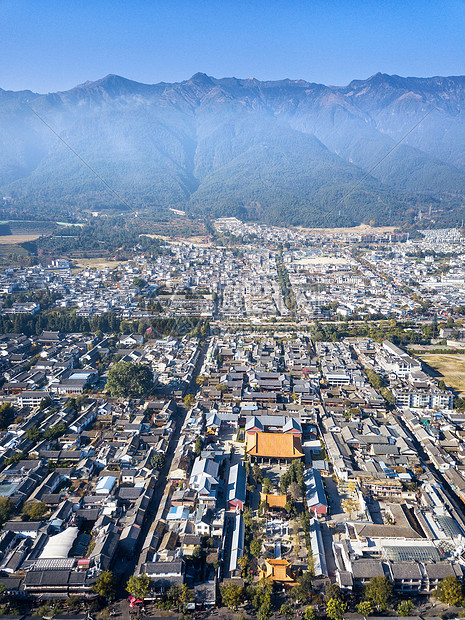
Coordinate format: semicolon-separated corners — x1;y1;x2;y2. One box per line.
2;0;465;92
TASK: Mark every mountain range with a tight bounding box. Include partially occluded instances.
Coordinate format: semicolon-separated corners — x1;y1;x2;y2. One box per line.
2;72;465;226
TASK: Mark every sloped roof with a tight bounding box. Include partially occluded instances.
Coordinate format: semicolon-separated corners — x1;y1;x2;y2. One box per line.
191;457;219;479
282;417;302;434
304;468;327;509
261;558;296;583
245;416;263;431
351;560;385;579
246;432;304;459
424;562;463;579
260;492;289;508
227;463;246;505
40;527;79;559
390;562;422;580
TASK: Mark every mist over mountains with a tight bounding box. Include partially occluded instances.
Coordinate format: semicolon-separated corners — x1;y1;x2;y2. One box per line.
2;72;465;226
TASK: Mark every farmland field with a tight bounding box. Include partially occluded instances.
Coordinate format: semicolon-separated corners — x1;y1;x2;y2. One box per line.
0;234;43;244
420;354;465;394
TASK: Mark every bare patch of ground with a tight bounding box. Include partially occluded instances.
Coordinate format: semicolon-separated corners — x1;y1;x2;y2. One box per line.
0;234;43;244
72;258;131;270
420;353;465;394
297;223;397;235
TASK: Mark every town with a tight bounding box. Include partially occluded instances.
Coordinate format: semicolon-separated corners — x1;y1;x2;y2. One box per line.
0;219;465;620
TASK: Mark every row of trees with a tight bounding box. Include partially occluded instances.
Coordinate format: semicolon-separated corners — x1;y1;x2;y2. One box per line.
75;560;465;616
92;572;194;613
323;574;465;620
220;560;465;618
276;247;297;312
220;573;315;618
308;318;434;347
0;308;209;339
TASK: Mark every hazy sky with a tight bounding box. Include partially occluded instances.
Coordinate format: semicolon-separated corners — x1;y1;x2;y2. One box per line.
2;0;465;92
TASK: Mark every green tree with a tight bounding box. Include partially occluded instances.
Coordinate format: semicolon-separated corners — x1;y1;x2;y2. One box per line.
433;575;463;606
150;453;166;471
192;545;203;560
65;595;83;611
22;501;47;520
364;576;393;611
304;607;316;620
250;538;262;557
183;394;196;409
380;387;395;406
326;598;347;620
366;369;383;390
196;375;207;386
0;498;12;525
280;603;295;619
258;598;272;620
396;600;415;616
39;396;53;410
0;403;14;429
285;500;296;516
247;582;271;610
106;361;153;398
357;601;373;616
93;571;116;599
220;583;244;610
194;436;204;456
167;584;193;612
243;507;253;528
43;424;66;440
237;554;249;577
262;477;272;494
26;425;42;442
291;572;313;604
325;583;343;602
253;463;263;484
132;277;146;289
126;574;150;600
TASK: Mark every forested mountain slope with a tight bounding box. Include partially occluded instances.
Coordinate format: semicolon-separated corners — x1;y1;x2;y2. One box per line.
2;72;465;226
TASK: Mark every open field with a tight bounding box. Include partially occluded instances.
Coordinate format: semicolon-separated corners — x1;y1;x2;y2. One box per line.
297;223;397;235
140;233;212;246
0;243;30;257
72;258;131;270
139;234;171;241
420;354;465;394
0;234;43;244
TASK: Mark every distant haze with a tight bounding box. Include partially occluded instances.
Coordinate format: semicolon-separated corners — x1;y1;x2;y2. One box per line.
2;72;465;227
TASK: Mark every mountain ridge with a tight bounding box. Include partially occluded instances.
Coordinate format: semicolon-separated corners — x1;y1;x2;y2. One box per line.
2;72;465;226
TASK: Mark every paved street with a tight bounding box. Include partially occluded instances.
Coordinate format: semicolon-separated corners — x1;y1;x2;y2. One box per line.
113;339;210;605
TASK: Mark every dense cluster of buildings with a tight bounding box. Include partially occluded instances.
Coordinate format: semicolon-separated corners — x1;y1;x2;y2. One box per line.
0;220;464;611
